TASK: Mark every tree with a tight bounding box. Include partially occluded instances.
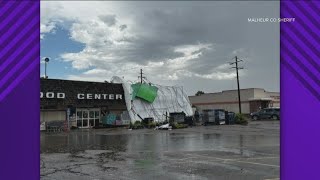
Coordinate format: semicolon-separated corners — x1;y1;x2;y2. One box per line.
195;91;205;96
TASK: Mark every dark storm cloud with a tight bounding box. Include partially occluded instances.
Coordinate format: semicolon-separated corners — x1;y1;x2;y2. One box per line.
121;1;280;94
50;1;279;94
126;41;183;64
121;1;277;64
98;14;117;26
119;24;127;31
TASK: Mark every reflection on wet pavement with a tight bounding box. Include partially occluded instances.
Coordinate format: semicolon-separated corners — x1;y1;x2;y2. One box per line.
41;121;279;180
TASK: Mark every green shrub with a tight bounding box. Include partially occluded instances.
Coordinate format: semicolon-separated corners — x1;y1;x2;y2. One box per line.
147;122;157;128
172;122;188;129
235;113;248;125
130;121;144;129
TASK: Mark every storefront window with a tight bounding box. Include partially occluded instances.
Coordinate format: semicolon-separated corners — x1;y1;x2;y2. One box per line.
83;111;88;118
83;120;88;127
89;119;94;127
95;111;100;118
89;111;94;118
77;111;82;118
75;108;100;128
77;120;82;127
95;119;99;126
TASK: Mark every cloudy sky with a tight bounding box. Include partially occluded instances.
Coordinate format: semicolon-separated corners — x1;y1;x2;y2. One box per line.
40;1;280;95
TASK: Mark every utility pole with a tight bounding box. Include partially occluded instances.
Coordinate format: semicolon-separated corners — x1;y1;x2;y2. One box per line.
230;56;244;114
138;69;145;84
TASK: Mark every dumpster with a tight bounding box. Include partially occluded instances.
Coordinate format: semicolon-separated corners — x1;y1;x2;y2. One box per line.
202;109;226;125
227;112;236;125
169;112;186;124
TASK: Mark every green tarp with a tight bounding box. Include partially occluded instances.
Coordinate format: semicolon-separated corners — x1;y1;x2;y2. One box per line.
131;83;158;103
131;83;141;99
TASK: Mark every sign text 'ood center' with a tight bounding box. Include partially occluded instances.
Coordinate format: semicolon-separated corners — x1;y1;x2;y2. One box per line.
40;92;123;100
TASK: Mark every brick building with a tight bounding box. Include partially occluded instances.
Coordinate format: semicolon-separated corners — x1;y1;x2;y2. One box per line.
189;88;280;114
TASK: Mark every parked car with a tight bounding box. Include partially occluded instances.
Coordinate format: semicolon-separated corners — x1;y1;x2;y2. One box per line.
250;107;280;120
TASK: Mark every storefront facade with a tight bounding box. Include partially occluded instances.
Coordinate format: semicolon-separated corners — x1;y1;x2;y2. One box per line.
189;88;280;114
40;79;128;129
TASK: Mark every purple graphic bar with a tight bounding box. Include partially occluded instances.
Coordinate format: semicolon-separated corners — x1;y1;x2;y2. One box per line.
0;0;40;179
281;1;320;180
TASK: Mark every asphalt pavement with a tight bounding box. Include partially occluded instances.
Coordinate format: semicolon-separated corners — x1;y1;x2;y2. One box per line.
41;120;280;180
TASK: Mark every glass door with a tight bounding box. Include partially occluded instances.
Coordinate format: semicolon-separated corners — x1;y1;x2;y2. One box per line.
76;108;100;128
89;110;95;127
82;110;89;128
77;111;82;127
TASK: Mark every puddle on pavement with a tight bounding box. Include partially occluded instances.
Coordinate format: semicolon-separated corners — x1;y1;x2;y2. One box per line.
41;129;277;157
41;124;279;180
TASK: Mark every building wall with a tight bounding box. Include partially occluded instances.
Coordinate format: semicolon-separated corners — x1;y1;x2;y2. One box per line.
189;88;280;114
190;89;255;104
267;91;280;107
195;102;250;114
40;111;66;123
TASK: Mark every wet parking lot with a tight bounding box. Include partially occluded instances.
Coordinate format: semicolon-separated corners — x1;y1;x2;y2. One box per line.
41;121;280;180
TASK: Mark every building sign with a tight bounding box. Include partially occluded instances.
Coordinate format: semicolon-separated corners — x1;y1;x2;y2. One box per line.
40;92;123;100
40;92;65;99
40;79;126;109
